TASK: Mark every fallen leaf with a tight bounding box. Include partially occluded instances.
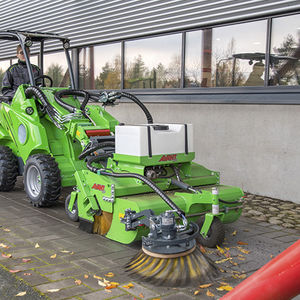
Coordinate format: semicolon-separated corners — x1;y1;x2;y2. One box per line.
3;228;11;232
75;279;82;285
22;258;31;263
104;272;114;278
104;289;112;293
70;251;74;255
139;293;144;298
237;257;245;261
233;273;246;279
122;283;134;289
98;280;107;287
237;241;248;245
220;281;228;285
16;291;26;296
60;250;70;253
232;230;237;236
0;243;9;249
23;273;32;276
230;260;238;266
217;245;225;255
217;285;234;291
219;268;225;273
9;269;21;273
206;289;214;297
50;254;57;259
93;274;103;280
194;290;200;295
1;253;12;258
46;289;60;293
84;274;89;279
270;254;274;258
215;257;232;264
199;283;212;289
109;282;120;286
224;247;230;251
237;247;250;254
35;243;40;248
105;285;118;290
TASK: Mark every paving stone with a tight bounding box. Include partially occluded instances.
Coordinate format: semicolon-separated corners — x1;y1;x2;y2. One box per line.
35;263;74;275
72;259;107;274
35;278;76;293
17;270;50;286
274;235;300;243
44;267;85;281
80;288;127;300
44;285;92;300
119;281;160;298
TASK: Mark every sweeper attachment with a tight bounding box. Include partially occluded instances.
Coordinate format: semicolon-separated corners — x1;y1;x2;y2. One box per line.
0;31;244;286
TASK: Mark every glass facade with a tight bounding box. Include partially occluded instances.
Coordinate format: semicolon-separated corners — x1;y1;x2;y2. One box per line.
79;43;121;90
270;14;300;86
0;12;299;93
125;34;181;89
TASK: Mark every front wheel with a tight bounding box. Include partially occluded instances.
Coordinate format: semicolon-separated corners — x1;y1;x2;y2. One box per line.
24;154;61;207
196;216;225;248
65;194;79;222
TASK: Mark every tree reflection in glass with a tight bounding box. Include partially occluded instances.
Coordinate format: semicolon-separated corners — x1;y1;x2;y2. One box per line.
270;14;300;86
124;34;181;89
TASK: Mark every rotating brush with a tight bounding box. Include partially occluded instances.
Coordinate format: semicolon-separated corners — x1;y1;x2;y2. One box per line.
123;210;219;286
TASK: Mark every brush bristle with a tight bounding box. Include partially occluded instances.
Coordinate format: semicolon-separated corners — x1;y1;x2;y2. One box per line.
125;246;219;286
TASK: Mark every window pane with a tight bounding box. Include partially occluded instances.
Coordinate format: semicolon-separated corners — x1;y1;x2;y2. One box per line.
79;44;121;90
269;14;300;86
125;34;181;89
185;31;203;87
44;51;70;87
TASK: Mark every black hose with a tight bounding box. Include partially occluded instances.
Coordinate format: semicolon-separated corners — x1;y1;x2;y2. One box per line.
25;86;63;129
120;92;153;124
86;157;185;219
54;90;89;113
78;141;115;160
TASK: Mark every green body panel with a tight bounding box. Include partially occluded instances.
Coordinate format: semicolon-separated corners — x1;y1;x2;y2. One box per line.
113;152;195;166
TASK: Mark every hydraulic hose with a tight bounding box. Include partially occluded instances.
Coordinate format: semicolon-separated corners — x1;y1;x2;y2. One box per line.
219;198;242;204
54;90;89;113
120;92;153;124
25;86;63;129
78;141;115;160
86;156;185;220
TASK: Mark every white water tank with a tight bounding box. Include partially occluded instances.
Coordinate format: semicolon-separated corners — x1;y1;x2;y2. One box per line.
115;123;194;157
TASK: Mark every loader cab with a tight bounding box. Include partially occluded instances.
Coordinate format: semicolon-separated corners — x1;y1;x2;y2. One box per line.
0;30;76;102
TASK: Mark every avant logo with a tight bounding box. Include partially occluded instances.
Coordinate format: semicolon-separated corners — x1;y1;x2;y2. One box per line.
92;183;105;192
159;154;177;162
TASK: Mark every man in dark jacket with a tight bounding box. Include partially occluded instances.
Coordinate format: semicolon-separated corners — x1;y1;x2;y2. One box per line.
1;45;41;98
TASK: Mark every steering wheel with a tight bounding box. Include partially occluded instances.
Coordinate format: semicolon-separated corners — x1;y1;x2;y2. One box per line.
34;75;53;87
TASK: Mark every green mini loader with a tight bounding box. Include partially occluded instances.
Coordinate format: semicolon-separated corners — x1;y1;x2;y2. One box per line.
0;31;243;285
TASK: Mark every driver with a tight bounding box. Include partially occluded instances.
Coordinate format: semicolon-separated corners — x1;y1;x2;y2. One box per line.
1;45;42;98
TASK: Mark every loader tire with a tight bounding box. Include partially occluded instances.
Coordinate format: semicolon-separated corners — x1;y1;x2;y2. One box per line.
0;146;18;191
65;194;79;222
24;154;61;207
196;217;225;248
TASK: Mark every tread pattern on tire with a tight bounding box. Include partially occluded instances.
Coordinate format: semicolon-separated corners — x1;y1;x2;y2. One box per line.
24;154;61;207
197;217;225;248
0;146;18;191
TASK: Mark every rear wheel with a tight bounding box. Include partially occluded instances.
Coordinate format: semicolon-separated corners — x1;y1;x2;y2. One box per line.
0;146;18;191
65;194;79;222
24;154;61;207
196;216;225;248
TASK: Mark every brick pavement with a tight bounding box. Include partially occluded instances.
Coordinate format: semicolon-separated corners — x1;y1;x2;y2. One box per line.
0;179;299;300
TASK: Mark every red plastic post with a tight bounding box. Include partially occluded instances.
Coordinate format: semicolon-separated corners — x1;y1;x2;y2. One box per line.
221;239;300;300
